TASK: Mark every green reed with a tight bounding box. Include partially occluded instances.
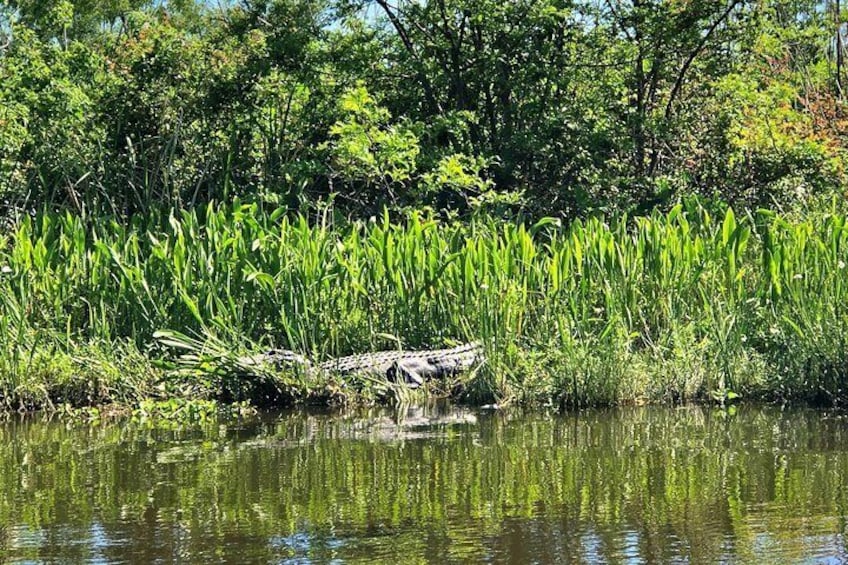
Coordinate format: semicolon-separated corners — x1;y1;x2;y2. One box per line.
2;199;848;409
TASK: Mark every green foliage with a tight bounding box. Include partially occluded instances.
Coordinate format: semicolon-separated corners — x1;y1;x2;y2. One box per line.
327;86;420;186
3;203;848;408
0;0;844;217
7;0;151;40
1;0;847;411
0;25;106;208
132;398;220;427
421;154;491;194
693;6;848;208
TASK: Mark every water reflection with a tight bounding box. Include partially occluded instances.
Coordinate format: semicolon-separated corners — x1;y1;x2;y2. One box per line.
0;405;847;562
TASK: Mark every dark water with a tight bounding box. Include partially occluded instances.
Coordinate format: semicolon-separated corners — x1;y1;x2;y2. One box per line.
1;405;848;563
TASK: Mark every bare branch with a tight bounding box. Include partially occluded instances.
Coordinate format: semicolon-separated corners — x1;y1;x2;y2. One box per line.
664;0;744;119
373;0;442;114
603;0;634;42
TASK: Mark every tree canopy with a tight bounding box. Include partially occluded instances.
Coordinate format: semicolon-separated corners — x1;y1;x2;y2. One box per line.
0;0;845;218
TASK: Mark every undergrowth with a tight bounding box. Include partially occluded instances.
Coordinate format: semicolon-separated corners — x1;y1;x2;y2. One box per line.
2;199;848;411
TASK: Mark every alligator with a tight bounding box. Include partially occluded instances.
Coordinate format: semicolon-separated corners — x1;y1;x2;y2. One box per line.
240;342;484;388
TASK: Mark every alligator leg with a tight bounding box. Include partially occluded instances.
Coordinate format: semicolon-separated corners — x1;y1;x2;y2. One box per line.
386;355;473;388
386;361;425;388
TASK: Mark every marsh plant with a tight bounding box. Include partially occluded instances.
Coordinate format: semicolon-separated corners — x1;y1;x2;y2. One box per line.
2;199;848;409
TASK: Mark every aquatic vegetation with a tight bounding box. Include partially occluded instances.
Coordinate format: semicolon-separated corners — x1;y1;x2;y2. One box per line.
2;200;848;409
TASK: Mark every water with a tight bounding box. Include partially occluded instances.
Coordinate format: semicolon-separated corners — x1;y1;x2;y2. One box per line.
1;404;847;563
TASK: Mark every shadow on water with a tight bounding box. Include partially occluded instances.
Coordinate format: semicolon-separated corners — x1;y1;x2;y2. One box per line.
1;403;848;563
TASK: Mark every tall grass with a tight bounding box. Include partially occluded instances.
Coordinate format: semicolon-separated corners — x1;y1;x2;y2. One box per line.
2;199;848;409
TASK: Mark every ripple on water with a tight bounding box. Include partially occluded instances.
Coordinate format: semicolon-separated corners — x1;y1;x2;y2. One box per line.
1;405;848;563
